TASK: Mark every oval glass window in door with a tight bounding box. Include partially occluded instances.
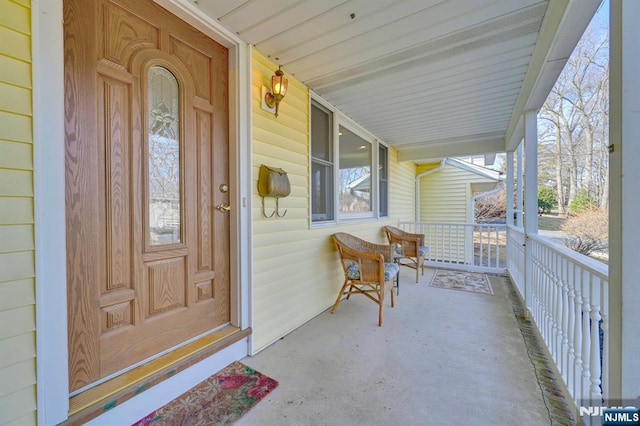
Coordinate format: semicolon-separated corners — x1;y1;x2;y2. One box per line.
148;66;181;245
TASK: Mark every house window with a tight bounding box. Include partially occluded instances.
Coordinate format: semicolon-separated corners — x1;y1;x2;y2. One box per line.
339;126;372;215
311;96;387;225
311;102;334;222
379;144;388;217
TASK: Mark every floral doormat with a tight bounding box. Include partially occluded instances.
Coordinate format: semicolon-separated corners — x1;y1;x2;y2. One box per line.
429;269;493;295
133;361;279;426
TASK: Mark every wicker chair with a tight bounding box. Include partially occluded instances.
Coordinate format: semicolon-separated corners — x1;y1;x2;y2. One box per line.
331;233;400;326
384;226;429;283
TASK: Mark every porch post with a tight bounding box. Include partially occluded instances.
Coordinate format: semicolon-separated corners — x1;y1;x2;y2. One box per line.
523;110;538;314
608;0;640;402
506;151;514;227
415;177;420;224
516;144;524;227
523;110;538;236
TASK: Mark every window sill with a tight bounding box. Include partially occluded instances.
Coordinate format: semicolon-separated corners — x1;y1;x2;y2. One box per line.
311;216;388;229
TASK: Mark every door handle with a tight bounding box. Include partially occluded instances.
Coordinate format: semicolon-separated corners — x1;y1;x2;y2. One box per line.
215;203;231;212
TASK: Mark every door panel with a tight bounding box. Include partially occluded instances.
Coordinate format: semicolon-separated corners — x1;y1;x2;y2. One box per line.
65;0;230;392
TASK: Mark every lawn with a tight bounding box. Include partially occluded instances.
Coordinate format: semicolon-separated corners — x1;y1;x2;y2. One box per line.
538;214;566;231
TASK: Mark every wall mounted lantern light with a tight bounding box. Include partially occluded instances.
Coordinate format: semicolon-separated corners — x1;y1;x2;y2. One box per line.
263;66;288;118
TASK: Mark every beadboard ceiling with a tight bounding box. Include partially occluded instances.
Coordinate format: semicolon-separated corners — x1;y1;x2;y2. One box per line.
190;0;601;163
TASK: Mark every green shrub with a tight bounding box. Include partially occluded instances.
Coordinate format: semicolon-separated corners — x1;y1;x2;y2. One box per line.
567;189;597;216
537;186;557;214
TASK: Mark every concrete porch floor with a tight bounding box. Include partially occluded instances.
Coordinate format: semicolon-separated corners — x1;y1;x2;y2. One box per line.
237;267;568;426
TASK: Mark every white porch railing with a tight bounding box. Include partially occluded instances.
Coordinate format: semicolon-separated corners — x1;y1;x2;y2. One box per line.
400;221;609;411
398;221;506;274
505;230;609;412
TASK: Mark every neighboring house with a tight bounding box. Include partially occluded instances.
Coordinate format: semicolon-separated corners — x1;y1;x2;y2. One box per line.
417;158;503;224
415;158;503;267
0;1;638;425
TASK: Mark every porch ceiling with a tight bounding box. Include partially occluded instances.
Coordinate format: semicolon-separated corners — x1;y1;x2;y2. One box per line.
191;0;601;163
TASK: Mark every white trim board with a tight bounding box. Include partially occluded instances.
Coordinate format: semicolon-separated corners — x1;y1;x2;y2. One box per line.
33;0;68;423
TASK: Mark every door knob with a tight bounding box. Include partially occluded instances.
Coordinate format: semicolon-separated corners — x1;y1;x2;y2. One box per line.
215;203;231;212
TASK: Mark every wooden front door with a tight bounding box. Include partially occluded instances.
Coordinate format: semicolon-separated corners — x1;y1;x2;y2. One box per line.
64;0;230;392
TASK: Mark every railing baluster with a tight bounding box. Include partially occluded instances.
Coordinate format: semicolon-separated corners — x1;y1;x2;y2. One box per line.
539;242;548;347
428;224;433;262
486;225;490;267
486;226;490;268
435;224;439;262
589;275;603;404
582;273;592;407
573;265;583;405
441;225;444;263
455;226;464;262
492;226;496;268
468;224;471;265
532;240;539;325
600;278;608;400
447;224;451;264
553;250;561;368
461;224;465;264
561;256;570;383
495;226;500;268
479;225;484;267
543;242;550;343
547;245;554;353
530;240;538;325
548;247;553;359
565;258;575;398
537;242;543;326
494;227;498;268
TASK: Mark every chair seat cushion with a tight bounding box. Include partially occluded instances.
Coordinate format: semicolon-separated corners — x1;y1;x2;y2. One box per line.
393;245;429;257
346;262;400;282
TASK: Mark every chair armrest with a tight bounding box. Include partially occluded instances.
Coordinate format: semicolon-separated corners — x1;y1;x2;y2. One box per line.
405;232;424;246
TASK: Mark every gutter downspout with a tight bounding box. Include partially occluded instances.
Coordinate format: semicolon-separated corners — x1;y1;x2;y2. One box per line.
415;158;447;223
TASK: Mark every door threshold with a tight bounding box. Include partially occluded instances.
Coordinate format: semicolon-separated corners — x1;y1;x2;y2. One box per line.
64;325;251;425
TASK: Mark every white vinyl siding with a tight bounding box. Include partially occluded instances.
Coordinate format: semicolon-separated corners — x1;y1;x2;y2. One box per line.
418;164;497;223
390;149;417;221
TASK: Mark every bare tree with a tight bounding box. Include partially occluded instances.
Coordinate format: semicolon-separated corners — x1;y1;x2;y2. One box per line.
537;16;608;213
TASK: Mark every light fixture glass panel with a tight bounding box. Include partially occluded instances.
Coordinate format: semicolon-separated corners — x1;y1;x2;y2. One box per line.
273;76;287;97
148;66;181;245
